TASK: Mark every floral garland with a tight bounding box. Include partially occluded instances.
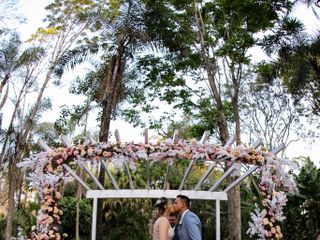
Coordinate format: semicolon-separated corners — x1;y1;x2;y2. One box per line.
18;139;296;239
247;157;297;239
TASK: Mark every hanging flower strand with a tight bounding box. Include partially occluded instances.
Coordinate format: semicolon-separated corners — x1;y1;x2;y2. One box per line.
247;155;297;240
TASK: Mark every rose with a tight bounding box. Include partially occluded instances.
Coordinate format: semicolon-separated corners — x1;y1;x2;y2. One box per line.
39;234;49;240
56;166;63;173
87;148;94;156
43;188;51;195
55;191;61;199
263;218;269;225
53;207;59;214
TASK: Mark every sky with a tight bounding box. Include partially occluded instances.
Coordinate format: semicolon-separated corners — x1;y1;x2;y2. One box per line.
6;0;320;165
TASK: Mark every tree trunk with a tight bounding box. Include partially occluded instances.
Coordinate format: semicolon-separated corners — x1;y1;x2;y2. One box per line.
96;49;125;240
0;74;10;98
227;185;241;240
75;169;83;240
229;69;242;240
4;67;54;239
194;4;242;239
5;158;18;240
194;3;229;145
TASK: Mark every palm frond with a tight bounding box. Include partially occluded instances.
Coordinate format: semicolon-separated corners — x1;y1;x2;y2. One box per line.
54;45;94;78
15;46;45;69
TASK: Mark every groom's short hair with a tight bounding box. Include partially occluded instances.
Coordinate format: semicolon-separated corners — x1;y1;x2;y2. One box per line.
177;194;191;208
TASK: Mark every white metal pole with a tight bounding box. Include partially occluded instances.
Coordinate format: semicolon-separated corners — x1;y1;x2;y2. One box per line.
216;200;220;240
92;198;98;240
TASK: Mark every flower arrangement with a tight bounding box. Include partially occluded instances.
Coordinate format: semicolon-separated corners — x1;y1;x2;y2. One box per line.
18;139;296;239
247;155;297;239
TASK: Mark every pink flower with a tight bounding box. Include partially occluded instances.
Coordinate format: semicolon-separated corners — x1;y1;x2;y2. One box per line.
261;199;268;206
39;234;49;240
55;191;61;199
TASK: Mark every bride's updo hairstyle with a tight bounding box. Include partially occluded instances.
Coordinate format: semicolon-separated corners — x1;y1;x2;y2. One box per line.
155;197;168;216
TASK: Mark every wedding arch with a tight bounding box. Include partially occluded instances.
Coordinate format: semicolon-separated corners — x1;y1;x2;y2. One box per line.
18;129;297;240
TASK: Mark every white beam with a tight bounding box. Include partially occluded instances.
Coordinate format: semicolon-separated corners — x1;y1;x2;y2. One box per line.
60;135;72;147
223;165;259;193
146;159;150;189
199;131;209;143
84;132;95;145
62;164;91;191
86;189;228;201
225;135;236;147
163;161;170;190
209;164;237;192
115;129;121;143
124;162;134;189
173;129;179;144
216;200;221;240
37;139;52;151
194;162;217;191
77;159;104;190
143;128;148;144
179;159;195;190
271;143;285;155
91;198;98;240
100;160;119;190
251;138;263;148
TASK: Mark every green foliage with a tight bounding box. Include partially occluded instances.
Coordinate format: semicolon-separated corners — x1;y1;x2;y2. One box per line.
102;198;152;240
16;201;39;238
256;33;320;116
58;196;92;239
0;32;44;76
282;157;320;239
54;104;91;135
29;122;62;153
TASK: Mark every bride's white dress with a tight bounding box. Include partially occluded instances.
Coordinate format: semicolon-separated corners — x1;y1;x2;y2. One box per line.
152;216;174;240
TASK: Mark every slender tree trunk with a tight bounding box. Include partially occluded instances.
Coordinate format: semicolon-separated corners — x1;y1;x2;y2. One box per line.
194;3;229;144
75;169;83;240
5;157;18;240
194;3;241;239
228;68;242;240
96;49;125;240
5;67;54;239
0;74;10;98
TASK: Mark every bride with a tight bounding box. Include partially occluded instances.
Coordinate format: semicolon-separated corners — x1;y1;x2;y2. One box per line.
152;197;175;240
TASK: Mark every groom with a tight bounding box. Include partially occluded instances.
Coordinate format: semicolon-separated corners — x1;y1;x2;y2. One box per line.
173;195;202;240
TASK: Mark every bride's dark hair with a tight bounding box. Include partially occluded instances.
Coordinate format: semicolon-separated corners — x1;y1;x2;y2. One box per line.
155;197;168;216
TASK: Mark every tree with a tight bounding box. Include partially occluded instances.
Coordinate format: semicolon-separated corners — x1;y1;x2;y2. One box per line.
137;1;301;239
282;157;320;239
1;0;95;237
257;34;320;117
53;1;153;238
0;32;46;240
241;80;303;150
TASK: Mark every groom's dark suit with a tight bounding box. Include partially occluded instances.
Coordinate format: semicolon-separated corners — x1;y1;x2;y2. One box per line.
174;210;202;240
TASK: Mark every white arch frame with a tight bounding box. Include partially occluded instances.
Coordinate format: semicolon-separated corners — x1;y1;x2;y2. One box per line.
38;131;284;240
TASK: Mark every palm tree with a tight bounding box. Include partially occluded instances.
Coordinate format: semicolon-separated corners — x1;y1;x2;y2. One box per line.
0;32;45;240
53;1;153;238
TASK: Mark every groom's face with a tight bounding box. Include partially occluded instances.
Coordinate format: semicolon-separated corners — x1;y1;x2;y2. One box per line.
174;197;185;214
